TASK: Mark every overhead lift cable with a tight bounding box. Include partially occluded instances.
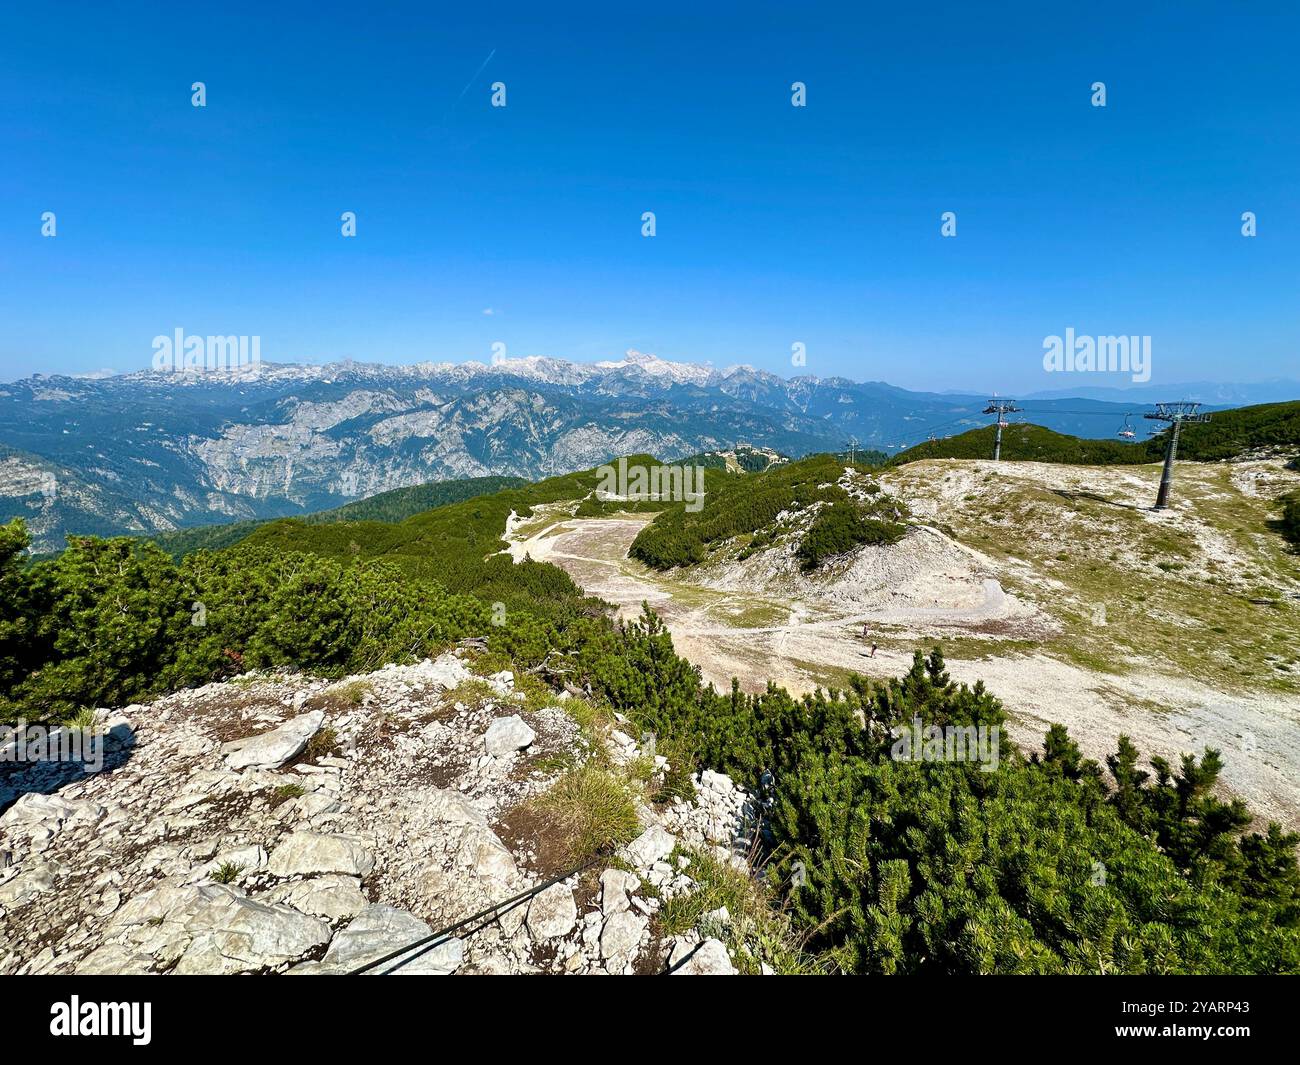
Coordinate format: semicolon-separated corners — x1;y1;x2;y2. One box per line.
346;854;602;975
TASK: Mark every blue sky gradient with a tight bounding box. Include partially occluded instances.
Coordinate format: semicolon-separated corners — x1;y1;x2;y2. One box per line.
1;0;1296;391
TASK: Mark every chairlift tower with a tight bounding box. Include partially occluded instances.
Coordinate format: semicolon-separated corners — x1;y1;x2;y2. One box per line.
981;399;1023;461
1144;402;1211;509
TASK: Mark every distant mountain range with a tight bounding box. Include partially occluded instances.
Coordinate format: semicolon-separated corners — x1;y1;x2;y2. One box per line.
2;350;1293;552
1020;380;1300;406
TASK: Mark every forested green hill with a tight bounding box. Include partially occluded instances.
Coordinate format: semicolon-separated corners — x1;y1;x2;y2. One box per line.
891;424;1148;465
147;475;527;558
891;401;1300;466
629;453;905;570
1170;401;1300;461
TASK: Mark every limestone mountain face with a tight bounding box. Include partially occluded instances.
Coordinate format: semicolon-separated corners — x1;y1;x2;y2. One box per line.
0;353;1139;551
0;652;757;976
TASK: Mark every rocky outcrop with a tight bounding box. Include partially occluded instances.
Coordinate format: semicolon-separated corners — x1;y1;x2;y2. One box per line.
0;653;759;976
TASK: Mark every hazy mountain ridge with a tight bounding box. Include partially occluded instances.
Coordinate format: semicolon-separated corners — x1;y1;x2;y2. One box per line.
2;350;1284;551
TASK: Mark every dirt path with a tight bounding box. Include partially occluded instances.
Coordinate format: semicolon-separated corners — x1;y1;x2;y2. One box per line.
505;512;1300;830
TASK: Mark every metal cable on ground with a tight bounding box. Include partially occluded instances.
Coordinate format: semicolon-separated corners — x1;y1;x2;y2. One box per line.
345;853;602;975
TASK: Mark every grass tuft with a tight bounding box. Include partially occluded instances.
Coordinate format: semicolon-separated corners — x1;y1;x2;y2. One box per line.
658;848;821;975
269;782;306;807
212;861;244;885
534;763;640;863
303;726;338;762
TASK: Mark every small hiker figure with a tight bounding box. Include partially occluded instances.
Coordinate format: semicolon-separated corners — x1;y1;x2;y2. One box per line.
861;624;878;658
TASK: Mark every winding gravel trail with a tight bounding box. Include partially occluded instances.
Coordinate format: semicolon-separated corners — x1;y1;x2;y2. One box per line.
504;512;1300;830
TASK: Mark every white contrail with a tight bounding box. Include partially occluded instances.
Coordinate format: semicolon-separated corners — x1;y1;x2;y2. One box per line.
452;48;496;109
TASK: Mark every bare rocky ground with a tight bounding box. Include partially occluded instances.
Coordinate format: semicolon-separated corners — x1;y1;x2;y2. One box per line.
504;458;1300;830
0;654;757;976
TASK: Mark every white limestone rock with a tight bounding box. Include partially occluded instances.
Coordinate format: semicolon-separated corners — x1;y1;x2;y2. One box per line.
0;861;58;907
0;793;105;843
483;715;535;757
456;824;518;888
599;909;647;961
171;884;331;974
75;942;156;975
267;831;375;878
622;825;675;869
526;882;578;941
221;710;325;770
266;875;369;922
487;670;515;695
668;936;737;975
599;867;640;916
425;788;490;827
295;904;462;975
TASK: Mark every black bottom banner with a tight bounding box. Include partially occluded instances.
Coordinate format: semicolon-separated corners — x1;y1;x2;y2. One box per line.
1;974;1284;1051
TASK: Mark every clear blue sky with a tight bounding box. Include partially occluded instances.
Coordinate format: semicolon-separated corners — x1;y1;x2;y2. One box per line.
1;0;1296;391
